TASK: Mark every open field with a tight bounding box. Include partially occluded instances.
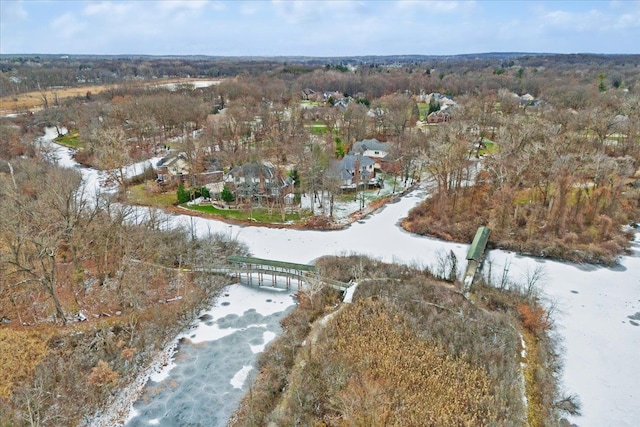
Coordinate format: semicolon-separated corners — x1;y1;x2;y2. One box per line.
1;84;111;115
0;78;221;116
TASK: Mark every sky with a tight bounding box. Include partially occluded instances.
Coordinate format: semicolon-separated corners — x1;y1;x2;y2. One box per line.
1;0;639;56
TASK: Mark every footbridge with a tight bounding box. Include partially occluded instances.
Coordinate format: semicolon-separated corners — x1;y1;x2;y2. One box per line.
462;226;491;296
225;255;350;292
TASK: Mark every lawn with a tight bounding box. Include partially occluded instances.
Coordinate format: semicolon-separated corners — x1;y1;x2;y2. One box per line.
417;102;430;120
305;122;329;134
300;100;320;107
185;204;307;223
55;130;84;149
126;183;177;207
127;183;308;223
478;138;496;155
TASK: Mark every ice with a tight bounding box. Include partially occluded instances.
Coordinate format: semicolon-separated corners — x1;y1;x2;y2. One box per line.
230;365;253;389
39;128;640;426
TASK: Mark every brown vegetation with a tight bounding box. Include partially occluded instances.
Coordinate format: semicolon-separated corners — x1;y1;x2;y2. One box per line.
476;282;580;426
403;90;640;265
2;53;634;425
0;157;249;425
231;255;580;426
0;77;223;116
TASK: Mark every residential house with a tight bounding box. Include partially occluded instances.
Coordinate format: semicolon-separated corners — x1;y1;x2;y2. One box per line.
519;93;543;107
427;109;452;124
323;91;344;104
333;97;351;111
156;152;190;182
330;154;376;190
196;157;224;185
611;114;629;131
350;138;390;170
224;162;294;204
156;152;224;185
301;88;321;102
301;106;325;121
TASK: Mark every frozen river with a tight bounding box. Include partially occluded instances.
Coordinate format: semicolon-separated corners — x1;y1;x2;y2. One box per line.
42;129;640;427
162;184;640;427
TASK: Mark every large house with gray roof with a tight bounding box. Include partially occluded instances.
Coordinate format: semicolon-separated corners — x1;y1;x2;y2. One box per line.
224;161;294;204
330;154;377;190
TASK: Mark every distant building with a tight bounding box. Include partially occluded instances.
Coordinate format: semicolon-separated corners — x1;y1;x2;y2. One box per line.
156;152;223;185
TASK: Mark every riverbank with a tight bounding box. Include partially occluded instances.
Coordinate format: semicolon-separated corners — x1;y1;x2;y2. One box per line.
39;129;640;426
401;208;637;267
79;340;180;427
166;185;416;232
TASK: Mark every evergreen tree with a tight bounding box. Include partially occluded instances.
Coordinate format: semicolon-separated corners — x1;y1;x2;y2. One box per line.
221;185;234;203
177;183;190;203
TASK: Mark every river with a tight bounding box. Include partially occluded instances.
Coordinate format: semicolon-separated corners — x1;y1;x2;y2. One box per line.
43;128;640;427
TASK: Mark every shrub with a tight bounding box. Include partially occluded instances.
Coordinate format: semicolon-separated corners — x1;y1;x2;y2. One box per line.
221;185;234;203
200;186;210;199
176;183;190;203
518;303;551;335
87;360;119;388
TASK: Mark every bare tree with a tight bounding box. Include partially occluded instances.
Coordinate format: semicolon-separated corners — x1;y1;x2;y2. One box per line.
0;163;90;324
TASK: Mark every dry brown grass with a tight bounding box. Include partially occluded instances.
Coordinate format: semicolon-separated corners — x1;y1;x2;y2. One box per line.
232;257;530;426
0;85;114;114
0;327;54;399
0;78;222;115
297;298;497;426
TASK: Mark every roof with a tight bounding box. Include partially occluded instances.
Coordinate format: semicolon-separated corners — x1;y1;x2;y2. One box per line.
228;162;277;180
351;138;389;154
203;157;223;173
336;154;375;172
156;151;186;168
466;226;491;261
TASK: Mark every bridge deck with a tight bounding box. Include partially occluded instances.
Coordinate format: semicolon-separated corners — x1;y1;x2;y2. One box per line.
463;226;491;296
225;256;349;292
227;255;317;272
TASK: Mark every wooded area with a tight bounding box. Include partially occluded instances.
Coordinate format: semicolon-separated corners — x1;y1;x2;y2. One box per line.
0;52;638;425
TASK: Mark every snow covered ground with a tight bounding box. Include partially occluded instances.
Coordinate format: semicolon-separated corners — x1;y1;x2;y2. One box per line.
138;179;640;427
154;80;220;91
42;128;640;426
39;126;163;200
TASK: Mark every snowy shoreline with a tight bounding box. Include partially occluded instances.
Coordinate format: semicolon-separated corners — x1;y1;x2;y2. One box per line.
80;340;180;427
39;128;640;427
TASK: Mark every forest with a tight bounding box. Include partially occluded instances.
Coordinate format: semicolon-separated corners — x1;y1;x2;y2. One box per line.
0;53;638;425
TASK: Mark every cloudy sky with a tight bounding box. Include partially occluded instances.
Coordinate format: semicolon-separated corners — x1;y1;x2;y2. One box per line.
1;0;639;56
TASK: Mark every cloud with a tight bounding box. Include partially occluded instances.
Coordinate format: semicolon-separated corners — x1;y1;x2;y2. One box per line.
50;12;88;40
1;0;28;21
2;0;639;56
614;10;640;30
83;1;133;16
394;0;472;14
541;5;640;35
271;0;370;24
157;0;209;13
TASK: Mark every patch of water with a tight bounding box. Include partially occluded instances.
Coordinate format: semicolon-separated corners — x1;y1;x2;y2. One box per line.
125;283;296;427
